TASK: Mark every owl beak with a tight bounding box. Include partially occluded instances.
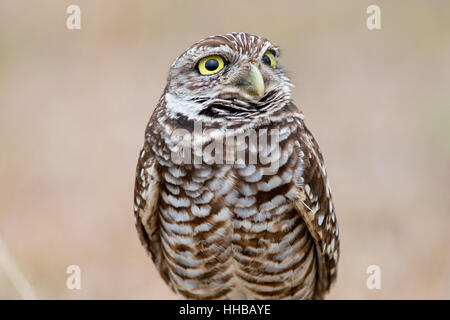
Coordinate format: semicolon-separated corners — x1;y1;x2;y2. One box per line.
238;64;265;99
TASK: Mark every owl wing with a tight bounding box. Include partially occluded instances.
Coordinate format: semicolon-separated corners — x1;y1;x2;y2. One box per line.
133;147;173;287
292;120;339;299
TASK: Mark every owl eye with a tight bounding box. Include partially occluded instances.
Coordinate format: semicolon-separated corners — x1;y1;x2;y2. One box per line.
197;56;225;75
262;51;276;68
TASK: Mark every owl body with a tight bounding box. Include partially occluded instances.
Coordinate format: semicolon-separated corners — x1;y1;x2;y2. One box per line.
134;33;339;300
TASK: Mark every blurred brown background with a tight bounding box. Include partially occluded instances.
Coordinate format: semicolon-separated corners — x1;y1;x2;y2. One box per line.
0;0;449;299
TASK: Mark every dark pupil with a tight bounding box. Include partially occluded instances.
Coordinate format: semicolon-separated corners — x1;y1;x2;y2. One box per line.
205;59;219;71
263;54;271;65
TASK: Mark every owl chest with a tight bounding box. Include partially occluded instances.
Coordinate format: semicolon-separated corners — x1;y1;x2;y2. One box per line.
156;157;299;250
156;161;313;297
153;126;315;298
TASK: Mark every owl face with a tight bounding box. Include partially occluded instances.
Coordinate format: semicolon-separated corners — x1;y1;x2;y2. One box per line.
164;33;292;121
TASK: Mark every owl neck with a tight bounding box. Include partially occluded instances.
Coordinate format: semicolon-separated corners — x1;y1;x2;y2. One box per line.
163;88;292;126
159;92;300;135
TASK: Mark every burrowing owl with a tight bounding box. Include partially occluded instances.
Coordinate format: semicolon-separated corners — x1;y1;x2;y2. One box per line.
134;33;339;299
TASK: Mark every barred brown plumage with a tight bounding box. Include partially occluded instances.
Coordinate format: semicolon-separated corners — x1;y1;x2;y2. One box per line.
134;32;339;299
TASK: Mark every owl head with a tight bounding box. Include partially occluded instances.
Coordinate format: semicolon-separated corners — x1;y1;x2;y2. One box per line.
163;33;292;121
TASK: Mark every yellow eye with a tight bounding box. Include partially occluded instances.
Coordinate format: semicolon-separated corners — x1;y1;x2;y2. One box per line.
197;55;225;75
263;51;276;68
